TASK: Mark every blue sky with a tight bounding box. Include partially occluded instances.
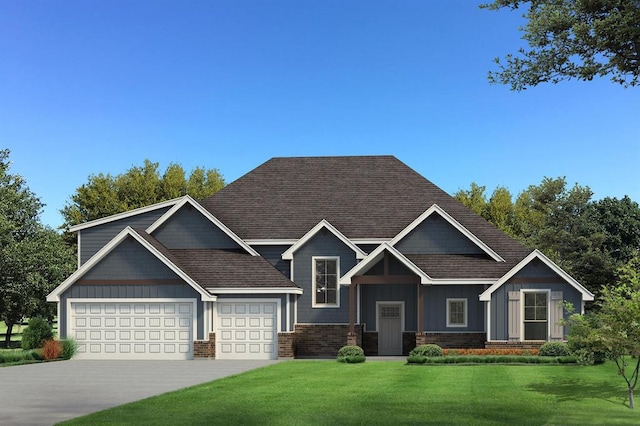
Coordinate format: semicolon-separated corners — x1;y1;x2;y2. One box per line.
2;1;638;229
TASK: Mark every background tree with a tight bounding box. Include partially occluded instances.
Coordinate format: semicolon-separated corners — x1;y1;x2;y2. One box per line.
0;149;75;346
61;160;225;233
482;0;640;90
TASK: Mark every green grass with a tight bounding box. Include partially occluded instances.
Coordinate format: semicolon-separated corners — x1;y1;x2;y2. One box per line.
61;361;639;425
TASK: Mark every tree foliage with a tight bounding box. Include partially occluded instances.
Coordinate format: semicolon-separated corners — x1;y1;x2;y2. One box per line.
482;0;640;90
0;149;75;347
61;160;225;232
455;177;640;296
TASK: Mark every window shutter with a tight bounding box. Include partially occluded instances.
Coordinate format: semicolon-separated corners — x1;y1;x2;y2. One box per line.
508;291;521;340
550;291;564;340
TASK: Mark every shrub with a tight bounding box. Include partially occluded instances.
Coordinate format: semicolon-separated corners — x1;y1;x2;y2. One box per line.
0;350;40;364
42;340;62;360
60;338;77;360
406;355;427;364
573;348;596;366
337;345;365;363
538;342;571;357
442;348;539;356
410;344;443;357
21;317;54;350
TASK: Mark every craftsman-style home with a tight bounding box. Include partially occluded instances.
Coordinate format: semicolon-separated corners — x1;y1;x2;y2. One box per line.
48;156;593;359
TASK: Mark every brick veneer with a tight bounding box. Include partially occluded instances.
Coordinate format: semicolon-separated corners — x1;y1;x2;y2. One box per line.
193;332;216;358
294;324;364;357
415;332;486;349
278;332;295;358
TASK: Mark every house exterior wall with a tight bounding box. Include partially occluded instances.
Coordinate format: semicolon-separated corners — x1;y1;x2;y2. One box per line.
215;294;290;332
293;232;358;323
78;207;172;265
253;245;291;279
152;206;242;250
360;284;418;331
395;215;484;255
423;285;485;332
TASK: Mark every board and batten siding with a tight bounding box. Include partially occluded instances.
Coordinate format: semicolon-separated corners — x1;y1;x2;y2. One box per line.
423;285;485;332
60;283;205;340
78;207;172;265
152;205;242;250
293;232;358;324
361;283;417;331
395;214;485;255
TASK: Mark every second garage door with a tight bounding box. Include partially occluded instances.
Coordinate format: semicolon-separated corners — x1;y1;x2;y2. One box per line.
69;299;195;360
216;301;278;360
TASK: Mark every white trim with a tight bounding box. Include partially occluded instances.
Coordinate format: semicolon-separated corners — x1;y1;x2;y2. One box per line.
286;294;291;332
486;300;491;341
47;227;216;302
350;238;390;245
340;242;432;285
77;232;82;267
446;298;468;328
389;204;505;262
520;289;551;342
431;278;497;285
146;195;259;256
479;250;594;302
282;220;367;260
356;284;361;325
68;197;183;232
205;287;303;295
245;239;297;246
312;256;341;308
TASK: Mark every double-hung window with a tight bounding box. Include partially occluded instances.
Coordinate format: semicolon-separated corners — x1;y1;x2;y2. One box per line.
523;292;548;340
446;298;467;327
313;257;339;307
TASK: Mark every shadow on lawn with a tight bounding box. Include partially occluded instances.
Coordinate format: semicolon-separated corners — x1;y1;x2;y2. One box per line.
526;376;629;408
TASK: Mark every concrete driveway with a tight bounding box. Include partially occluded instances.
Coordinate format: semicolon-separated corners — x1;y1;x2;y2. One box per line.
0;359;279;426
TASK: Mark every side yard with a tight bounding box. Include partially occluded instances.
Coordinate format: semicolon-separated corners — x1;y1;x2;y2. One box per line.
62;361;639;425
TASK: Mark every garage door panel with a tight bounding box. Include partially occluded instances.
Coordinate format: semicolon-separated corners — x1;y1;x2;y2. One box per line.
216;301;277;360
70;300;194;360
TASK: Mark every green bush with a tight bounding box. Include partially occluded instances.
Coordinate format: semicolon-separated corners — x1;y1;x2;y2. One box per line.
21;317;54;350
337;345;365;363
538;342;571;357
0;349;41;364
408;355;576;365
60;338;77;360
406;355;427;364
410;344;443;357
573;348;596;366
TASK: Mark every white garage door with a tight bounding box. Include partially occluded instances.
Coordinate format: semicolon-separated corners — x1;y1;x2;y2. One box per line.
69;299;195;360
216;301;278;360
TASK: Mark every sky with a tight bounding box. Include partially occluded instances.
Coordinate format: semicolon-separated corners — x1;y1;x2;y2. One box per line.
2;1;638;230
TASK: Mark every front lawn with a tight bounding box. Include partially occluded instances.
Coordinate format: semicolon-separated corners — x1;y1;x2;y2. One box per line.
61;361;639;425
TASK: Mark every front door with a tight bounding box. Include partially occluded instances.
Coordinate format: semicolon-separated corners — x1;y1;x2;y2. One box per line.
378;303;402;356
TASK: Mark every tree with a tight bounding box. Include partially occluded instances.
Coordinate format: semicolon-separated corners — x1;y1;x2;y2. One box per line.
0;149;75;346
482;0;640;90
61;160;225;232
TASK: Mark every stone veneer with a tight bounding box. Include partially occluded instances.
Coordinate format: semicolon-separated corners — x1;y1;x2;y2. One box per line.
415;332;486;349
193;332;216;358
294;324;364;357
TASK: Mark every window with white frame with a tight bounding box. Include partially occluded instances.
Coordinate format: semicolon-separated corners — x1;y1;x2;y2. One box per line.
313;257;339;307
446;298;467;327
523;291;548;340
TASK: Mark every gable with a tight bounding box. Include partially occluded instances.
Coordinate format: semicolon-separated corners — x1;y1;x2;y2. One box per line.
394;213;486;255
80;236;181;281
151;204;243;250
281;220;366;260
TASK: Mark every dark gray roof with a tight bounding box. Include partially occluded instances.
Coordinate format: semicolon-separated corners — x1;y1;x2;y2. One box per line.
133;229;297;290
406;254;515;279
203;156;531;268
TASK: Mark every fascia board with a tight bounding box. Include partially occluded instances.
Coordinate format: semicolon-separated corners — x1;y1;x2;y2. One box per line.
68;197;183;232
47;227;215;302
281;219;367;260
244;239;297;246
479;250;594;301
206;287;303;295
390;204;505;263
430;279;497;285
339;242;432;285
146;195;259;257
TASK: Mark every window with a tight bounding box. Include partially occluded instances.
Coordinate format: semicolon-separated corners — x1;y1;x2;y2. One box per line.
523;292;548;340
446;298;467;327
313;257;339;307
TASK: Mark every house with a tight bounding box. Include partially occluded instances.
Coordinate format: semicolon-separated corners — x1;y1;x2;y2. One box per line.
47;156;594;360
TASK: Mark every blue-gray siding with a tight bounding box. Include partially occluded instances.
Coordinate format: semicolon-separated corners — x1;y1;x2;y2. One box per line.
423;285;485;332
153;206;242;250
253;245;291;279
395;214;484;255
293;232;359;323
361;284;418;331
79;207;172;264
